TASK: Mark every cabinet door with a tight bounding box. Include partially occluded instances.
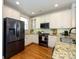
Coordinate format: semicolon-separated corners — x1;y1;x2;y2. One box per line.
32;35;38;44
48;36;57;48
25;35;32;46
71;4;76;27
50;10;71;28
25;35;38;46
59;10;71;28
32;19;36;29
50;12;60;28
35;18;40;29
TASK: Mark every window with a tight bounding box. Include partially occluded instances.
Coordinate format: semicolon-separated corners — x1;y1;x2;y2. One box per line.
20;17;29;30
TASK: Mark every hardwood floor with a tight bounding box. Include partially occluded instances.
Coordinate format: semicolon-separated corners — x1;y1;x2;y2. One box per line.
10;43;53;59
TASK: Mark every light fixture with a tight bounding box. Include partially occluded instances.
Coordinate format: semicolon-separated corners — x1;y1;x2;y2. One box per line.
54;4;58;7
16;1;20;5
32;12;35;14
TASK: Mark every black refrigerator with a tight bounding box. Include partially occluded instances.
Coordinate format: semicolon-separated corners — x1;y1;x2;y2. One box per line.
3;17;25;59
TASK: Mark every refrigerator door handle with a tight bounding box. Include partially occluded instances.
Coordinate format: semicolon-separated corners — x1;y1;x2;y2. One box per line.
16;22;20;38
14;23;17;36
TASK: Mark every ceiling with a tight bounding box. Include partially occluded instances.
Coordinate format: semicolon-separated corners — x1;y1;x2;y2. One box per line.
4;0;75;17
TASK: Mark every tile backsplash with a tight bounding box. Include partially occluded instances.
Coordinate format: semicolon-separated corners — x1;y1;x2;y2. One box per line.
31;28;74;35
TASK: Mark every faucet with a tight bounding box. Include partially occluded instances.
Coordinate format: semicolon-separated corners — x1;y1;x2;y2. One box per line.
69;27;76;35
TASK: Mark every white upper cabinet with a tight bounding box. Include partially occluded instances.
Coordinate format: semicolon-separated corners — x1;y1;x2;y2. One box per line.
32;9;72;29
71;3;76;27
35;17;41;29
50;10;72;28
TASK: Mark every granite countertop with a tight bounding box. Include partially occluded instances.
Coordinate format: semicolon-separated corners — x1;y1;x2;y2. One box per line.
52;42;76;59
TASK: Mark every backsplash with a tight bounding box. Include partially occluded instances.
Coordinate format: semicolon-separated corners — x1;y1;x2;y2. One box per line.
32;29;52;34
31;28;75;35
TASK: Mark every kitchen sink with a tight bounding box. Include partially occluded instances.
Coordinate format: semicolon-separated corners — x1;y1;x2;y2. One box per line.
60;36;76;44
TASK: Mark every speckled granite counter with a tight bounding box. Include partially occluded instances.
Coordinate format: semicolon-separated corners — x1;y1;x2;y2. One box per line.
52;42;76;59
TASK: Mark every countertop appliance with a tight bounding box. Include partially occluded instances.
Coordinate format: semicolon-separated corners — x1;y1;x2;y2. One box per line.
3;17;25;59
61;31;69;36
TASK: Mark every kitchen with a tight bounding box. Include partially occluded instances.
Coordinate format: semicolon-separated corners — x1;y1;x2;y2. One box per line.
3;0;76;59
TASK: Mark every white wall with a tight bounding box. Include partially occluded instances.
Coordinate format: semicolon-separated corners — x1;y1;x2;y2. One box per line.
3;5;30;20
3;5;20;19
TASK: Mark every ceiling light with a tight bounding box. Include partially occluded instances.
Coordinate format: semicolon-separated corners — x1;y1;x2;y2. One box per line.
16;1;20;5
54;4;58;7
32;12;35;14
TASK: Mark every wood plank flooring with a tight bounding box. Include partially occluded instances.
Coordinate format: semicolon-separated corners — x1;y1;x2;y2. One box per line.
10;43;53;59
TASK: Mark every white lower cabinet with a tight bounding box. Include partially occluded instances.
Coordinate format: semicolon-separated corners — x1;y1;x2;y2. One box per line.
25;35;32;46
48;36;57;48
25;35;38;46
25;35;57;48
31;35;38;44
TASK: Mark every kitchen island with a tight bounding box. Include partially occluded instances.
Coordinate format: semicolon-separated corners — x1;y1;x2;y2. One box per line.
52;42;76;59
